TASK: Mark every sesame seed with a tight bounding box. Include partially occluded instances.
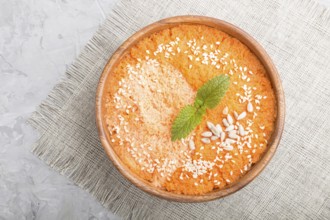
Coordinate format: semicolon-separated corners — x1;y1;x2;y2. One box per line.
247;102;253;112
223;145;234;151
234;111;239;119
189;139;196;151
223;106;229;115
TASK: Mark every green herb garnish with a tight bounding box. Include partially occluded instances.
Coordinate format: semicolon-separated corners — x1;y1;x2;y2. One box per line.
171;75;230;141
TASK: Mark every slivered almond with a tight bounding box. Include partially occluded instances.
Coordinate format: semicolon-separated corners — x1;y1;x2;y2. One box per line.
237;111;247;120
228;130;237;136
201;131;212;137
211;136;219;141
207;121;215;130
201;138;211;144
220;132;226;142
225;138;236;144
229;132;239;139
222;118;230;127
207;122;220;136
225;125;234;131
207;121;219;136
215;124;222;133
227;114;234;124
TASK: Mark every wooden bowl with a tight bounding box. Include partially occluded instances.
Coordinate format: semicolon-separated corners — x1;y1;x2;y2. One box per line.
96;15;285;202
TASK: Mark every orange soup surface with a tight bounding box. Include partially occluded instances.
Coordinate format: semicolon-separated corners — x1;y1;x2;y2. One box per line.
104;25;276;195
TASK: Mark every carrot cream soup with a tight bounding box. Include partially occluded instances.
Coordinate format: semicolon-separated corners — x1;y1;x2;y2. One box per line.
104;24;276;195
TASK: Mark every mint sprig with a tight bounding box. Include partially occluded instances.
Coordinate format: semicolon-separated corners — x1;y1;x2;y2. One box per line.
195;75;230;109
171;75;230;141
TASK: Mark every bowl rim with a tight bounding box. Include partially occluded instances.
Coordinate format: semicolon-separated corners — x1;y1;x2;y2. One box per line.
95;15;285;202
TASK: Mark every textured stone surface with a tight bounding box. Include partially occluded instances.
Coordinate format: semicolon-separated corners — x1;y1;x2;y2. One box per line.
0;0;119;219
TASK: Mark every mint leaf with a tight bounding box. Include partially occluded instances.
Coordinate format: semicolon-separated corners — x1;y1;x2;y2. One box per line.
171;105;203;141
171;75;230;141
194;99;204;109
196;75;230;109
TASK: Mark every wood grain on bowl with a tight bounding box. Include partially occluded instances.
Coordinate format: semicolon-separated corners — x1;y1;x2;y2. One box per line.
95;16;285;202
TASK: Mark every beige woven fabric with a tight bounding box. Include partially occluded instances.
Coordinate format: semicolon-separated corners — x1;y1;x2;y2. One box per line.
28;0;330;219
